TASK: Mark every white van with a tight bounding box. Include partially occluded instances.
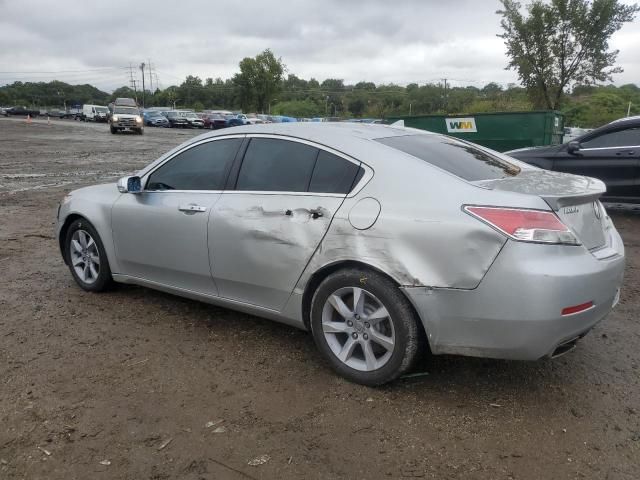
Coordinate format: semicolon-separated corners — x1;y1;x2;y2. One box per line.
82;104;110;122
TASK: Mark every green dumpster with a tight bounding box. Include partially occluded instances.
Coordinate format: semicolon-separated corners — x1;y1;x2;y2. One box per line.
386;111;564;152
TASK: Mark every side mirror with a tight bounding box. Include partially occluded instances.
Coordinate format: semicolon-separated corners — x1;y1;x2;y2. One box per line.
117;176;142;193
567;141;581;154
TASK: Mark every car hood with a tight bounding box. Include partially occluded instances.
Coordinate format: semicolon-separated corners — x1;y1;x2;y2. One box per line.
113;114;139;119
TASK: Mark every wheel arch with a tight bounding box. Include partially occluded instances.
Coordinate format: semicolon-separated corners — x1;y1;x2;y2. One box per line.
301;260;430;350
58;213;86;264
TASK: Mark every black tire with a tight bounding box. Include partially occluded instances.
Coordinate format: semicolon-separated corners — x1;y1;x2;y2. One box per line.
310;268;421;386
64;218;113;292
110;126;117;134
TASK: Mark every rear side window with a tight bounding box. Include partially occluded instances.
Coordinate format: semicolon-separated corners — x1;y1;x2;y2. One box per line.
309;150;362;194
236;138;318;192
146;138;242;190
375;135;520;181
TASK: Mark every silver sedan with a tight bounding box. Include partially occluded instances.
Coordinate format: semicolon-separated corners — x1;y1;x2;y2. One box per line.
56;123;625;385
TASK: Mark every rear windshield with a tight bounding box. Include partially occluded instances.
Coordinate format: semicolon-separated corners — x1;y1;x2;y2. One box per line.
375;135;520;181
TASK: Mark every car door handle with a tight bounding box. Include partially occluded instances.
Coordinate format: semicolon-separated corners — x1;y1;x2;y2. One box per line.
178;204;207;213
309;208;324;219
284;208;325;219
616;150;635;155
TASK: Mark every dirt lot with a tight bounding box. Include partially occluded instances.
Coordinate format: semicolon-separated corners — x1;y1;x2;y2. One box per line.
0;117;639;479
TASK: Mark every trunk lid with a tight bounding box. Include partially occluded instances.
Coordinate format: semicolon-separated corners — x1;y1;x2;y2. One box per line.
475;170;608;250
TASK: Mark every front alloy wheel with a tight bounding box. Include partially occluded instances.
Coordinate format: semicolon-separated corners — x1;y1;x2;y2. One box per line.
65;219;113;292
70;229;100;284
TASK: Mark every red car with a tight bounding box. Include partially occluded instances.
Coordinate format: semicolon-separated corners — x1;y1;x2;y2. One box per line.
203;113;228;129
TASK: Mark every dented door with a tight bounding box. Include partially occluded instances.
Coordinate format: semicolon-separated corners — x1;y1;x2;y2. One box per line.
209;193;343;311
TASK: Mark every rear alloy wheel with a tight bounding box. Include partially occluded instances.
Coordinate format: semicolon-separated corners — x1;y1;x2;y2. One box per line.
310;268;421;386
65;219;113;292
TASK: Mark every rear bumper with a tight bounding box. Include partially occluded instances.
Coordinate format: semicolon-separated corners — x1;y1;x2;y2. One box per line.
404;226;625;360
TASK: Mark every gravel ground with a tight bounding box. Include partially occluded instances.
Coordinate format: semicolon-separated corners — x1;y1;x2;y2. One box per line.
1;117;639;479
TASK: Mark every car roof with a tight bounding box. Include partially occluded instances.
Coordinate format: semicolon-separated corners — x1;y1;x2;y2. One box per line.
609;115;640;124
576;115;640;142
197;121;431;143
138;122;437;179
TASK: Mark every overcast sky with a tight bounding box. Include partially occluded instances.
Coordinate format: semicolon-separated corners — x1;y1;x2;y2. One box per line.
0;0;638;92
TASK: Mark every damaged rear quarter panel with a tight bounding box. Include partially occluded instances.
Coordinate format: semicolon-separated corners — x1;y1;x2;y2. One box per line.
295;148;551;293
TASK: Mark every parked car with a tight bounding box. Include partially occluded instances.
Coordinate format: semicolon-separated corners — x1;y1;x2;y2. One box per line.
507;116;640;203
164;111;190;128
82;104;110;122
109;103;143;134
182;112;205;129
45;109;66;118
55;123;624;385
143;111;169;127
5;106;40;117
203;113;228;130
224;114;245;127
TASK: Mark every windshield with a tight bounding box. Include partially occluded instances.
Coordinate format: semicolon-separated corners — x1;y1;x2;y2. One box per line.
95;107;109;113
375;134;520;181
113;107;138;115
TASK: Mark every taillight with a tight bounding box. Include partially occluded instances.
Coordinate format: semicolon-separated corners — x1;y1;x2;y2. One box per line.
464;206;580;245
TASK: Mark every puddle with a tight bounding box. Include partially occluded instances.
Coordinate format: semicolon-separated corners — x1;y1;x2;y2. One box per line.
8;181;74;193
1;171;130;194
0;171;129;179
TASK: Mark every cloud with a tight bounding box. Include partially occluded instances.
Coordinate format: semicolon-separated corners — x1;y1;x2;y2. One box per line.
0;0;638;92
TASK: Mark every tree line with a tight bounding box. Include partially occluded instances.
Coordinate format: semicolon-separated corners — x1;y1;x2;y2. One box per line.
1;74;638;128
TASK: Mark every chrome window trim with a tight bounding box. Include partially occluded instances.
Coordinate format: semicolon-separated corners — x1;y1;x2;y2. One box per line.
578;145;640;152
140;134;246;190
237;133;374;198
138;132;374;197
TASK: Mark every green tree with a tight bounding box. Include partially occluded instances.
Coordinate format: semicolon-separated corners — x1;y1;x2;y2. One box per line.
111;86;137;103
272;99;321;117
497;0;639;109
233;49;285;112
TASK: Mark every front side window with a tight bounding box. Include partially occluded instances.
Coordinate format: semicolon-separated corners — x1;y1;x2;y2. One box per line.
581;127;640;149
146;138;242;191
236;138;318;192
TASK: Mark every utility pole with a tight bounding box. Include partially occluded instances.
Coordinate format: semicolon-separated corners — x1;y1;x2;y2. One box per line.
148;59;153;93
128;64;138;103
139;62;146;107
441;78;448;113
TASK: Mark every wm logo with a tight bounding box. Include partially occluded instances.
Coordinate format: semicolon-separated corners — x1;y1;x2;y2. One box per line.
449;121;474;130
445;117;477;133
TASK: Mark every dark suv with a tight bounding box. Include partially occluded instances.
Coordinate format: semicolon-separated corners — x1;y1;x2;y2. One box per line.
506;116;640;203
164;111;190;128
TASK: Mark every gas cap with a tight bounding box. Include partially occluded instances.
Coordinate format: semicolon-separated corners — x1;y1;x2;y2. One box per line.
348;197;381;230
